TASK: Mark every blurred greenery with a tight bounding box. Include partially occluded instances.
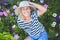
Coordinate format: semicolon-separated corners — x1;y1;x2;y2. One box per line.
0;32;15;40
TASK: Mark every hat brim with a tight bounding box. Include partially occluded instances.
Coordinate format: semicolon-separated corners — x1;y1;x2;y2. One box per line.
14;5;36;16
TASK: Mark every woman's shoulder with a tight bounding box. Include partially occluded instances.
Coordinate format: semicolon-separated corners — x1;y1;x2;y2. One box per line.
17;17;24;23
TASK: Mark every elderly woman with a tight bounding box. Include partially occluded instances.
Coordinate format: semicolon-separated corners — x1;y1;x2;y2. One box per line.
15;1;48;40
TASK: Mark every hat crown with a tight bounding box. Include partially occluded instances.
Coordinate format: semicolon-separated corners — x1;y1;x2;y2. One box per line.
19;1;31;7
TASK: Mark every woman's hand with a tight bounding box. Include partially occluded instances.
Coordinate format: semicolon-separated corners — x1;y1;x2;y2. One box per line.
28;1;47;16
24;37;32;40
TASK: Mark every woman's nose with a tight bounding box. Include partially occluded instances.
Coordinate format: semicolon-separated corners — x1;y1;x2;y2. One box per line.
24;9;28;12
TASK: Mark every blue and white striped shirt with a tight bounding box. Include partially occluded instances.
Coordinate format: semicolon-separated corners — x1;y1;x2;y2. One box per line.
17;10;45;39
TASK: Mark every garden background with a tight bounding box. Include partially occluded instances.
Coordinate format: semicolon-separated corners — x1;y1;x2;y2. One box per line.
0;0;60;40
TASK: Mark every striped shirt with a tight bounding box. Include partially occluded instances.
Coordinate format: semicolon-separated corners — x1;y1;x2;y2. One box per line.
17;10;45;39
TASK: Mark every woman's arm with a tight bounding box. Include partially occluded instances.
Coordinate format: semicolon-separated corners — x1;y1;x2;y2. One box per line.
29;2;47;16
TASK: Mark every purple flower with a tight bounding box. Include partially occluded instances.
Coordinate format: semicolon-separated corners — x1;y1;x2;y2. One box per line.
55;17;60;22
4;3;10;9
44;4;48;9
11;12;14;16
4;3;8;6
3;11;8;17
40;0;44;3
0;12;3;16
14;34;19;40
59;15;60;19
6;9;10;13
11;28;14;33
13;5;17;9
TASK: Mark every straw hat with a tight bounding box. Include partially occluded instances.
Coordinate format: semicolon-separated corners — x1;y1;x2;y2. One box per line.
14;1;36;19
19;1;32;8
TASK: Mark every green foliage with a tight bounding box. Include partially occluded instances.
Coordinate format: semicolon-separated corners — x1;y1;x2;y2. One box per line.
0;32;15;40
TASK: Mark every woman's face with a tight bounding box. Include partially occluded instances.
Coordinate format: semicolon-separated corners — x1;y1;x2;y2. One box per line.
21;6;31;16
